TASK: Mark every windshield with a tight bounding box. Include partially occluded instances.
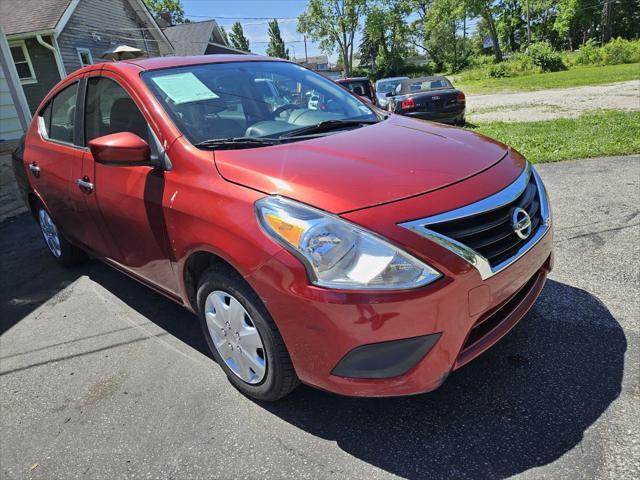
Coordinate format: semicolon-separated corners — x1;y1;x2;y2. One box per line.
142;61;377;144
400;78;453;94
340;80;371;98
376;78;407;94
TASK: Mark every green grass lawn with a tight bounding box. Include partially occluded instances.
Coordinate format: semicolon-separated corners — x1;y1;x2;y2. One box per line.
468;110;640;163
455;63;640;94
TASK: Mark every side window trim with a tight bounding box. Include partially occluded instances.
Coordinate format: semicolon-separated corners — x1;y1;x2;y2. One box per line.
76;76;88;148
38;80;83;150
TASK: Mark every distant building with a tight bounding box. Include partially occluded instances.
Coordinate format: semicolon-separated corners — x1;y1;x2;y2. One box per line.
162;20;248;56
293;55;330;72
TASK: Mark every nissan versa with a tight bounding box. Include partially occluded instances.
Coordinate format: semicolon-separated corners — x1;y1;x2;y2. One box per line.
13;55;553;401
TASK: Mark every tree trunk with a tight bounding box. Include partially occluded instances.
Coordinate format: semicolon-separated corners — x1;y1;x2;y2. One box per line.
483;10;502;62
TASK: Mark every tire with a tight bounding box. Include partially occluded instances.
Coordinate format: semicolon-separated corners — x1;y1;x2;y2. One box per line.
37;207;87;267
196;266;299;401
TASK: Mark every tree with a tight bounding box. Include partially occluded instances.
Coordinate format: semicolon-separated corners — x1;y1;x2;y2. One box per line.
219;26;230;46
266;19;290;59
143;0;187;24
297;0;367;76
468;0;503;61
359;1;411;76
229;22;250;52
496;0;525;52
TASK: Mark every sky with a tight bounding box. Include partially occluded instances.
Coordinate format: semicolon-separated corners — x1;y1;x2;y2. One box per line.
181;0;346;60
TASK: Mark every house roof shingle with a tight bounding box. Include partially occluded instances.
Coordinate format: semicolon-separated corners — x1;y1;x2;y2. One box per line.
163;20;217;56
0;0;73;36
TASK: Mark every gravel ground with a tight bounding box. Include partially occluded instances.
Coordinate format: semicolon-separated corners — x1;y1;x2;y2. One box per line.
467;80;640;122
1;155;639;479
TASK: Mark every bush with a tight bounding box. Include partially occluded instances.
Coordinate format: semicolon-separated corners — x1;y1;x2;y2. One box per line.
602;37;640;65
487;63;510;78
574;39;602;65
468;54;495;68
525;41;567;72
575;38;640;66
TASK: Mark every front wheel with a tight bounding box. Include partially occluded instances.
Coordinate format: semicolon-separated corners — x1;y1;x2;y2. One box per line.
37;207;86;267
196;267;299;401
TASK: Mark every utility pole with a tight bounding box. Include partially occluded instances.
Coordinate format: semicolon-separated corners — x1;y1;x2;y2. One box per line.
602;0;613;43
304;35;308;63
525;0;531;44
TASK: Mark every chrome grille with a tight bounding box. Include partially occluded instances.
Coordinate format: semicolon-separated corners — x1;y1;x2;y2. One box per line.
399;164;551;280
426;174;541;267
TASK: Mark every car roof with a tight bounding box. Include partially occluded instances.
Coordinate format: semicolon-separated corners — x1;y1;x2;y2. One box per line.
113;54;286;71
375;76;409;83
338;77;369;82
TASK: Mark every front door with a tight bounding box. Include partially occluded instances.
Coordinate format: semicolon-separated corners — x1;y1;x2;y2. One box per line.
82;73;178;293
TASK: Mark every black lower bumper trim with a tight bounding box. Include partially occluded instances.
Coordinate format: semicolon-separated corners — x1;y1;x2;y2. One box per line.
331;333;442;379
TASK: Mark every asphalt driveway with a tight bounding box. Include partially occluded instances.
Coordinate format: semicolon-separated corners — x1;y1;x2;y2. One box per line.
1;155;639;479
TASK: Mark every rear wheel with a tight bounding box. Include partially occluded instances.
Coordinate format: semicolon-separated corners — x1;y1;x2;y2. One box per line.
37;208;86;267
196;267;299;401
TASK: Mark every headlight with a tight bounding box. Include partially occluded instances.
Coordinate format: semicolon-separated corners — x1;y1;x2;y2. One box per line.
255;196;441;290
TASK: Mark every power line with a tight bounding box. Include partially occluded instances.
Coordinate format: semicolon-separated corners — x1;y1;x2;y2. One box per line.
186;15;298;20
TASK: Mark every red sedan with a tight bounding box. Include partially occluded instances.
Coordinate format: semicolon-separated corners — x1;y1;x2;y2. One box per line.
13;55;553;401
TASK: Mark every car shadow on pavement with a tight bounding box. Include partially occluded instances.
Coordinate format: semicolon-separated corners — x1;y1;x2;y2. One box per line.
1;216;626;479
256;280;626;479
0;215;208;358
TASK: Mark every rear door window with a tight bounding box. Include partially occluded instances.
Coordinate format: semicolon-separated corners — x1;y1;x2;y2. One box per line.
47;83;79;144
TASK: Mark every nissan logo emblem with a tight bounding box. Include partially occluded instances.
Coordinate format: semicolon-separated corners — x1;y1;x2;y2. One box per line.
511;207;532;240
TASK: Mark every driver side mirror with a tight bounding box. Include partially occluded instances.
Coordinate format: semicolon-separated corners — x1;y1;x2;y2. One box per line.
88;132;156;167
385;91;394;98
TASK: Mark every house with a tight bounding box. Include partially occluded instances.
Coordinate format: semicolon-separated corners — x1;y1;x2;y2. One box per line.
1;26;31;142
293;55;330;72
0;25;32;220
162;20;247;56
0;0;173;114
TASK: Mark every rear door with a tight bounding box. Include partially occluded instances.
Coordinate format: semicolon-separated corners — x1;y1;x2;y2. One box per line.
81;72;178;293
25;81;84;240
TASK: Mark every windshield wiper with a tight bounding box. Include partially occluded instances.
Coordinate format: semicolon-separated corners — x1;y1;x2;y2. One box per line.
194;137;281;150
279;119;381;139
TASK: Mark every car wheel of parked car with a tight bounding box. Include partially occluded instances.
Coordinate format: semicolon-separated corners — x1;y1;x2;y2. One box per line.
37;207;87;267
196;267;299;401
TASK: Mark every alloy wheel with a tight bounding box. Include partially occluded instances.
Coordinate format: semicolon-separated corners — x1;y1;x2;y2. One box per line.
204;290;267;384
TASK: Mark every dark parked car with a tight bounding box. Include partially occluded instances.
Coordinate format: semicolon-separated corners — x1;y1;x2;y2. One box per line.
387;76;465;125
375;76;408;108
336;77;376;104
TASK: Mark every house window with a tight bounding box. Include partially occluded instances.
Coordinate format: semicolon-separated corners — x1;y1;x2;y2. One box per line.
77;48;93;67
9;41;36;84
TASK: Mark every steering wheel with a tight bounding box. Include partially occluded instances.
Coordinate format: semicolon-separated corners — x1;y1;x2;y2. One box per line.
272;104;299;118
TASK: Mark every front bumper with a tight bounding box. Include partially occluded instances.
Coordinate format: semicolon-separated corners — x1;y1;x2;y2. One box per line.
246;155;552;397
247;223;553;397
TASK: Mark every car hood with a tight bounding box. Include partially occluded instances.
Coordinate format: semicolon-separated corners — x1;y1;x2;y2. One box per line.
214;115;510;214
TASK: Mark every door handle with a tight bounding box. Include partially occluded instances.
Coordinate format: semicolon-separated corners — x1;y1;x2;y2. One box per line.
76;177;94;193
29;163;40;177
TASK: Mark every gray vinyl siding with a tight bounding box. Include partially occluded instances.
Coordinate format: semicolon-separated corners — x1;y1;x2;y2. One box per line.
20;37;61;114
57;0;161;74
0;72;23;140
